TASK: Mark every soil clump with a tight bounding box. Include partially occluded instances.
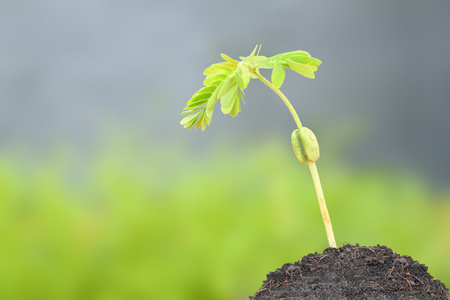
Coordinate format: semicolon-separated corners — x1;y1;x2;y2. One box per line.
251;244;449;299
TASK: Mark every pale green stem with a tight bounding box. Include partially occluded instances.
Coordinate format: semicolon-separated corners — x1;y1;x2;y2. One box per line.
308;162;337;248
252;69;337;248
253;70;303;129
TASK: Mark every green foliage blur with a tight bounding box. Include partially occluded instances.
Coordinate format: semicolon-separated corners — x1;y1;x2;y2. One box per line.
0;134;449;300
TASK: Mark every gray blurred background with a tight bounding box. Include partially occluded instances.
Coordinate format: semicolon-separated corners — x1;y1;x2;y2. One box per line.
1;0;449;186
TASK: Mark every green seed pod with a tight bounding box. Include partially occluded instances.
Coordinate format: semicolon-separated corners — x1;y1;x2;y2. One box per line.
299;127;320;162
291;129;307;165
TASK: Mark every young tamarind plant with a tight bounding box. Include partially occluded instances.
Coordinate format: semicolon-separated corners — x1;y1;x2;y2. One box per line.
180;45;337;248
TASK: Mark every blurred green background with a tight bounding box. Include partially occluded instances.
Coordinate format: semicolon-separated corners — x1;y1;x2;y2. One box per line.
0;133;449;299
1;1;450;299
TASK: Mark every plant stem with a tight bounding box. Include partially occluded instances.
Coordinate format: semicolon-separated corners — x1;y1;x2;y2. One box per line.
307;162;336;248
253;70;303;129
253;69;337;248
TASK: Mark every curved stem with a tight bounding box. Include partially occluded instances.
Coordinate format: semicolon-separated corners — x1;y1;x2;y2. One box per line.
253;69;337;248
252;70;303;129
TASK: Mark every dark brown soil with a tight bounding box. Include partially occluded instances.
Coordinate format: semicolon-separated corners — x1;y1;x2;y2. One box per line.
251;244;449;300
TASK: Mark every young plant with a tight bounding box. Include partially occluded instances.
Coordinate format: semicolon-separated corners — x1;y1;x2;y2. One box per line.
180;45;337;248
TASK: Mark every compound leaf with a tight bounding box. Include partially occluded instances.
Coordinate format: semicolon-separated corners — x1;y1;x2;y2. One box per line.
180;46;322;130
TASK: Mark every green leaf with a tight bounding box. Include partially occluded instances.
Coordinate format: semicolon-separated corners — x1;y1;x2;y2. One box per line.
255;50;317;70
242;72;250;88
288;55;322;68
181;108;196;114
271;50;311;62
254;59;272;69
185;94;210;108
198;113;208;130
286;59;315;79
205;86;221;119
204;74;228;86
203;63;235;76
208;80;223;87
217;76;236;99
191;85;216;97
220;53;239;64
265;51;304;63
279;50;310;60
271;59;285;88
185;86;216;109
235;72;245;90
180;112;200;129
220;85;238;114
215;64;235;75
253;55;267;61
222;95;239;115
230;93;241;117
237;88;245;104
181;46;321;130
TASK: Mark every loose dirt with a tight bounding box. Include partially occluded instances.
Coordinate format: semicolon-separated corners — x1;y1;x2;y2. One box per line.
251;244;449;299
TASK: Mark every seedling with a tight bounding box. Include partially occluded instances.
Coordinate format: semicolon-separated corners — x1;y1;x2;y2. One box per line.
180;45;336;248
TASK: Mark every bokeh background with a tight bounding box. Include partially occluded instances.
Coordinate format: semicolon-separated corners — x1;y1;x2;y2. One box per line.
1;1;450;299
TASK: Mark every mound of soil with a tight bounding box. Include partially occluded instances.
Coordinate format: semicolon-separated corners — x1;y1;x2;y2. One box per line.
251;244;449;299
